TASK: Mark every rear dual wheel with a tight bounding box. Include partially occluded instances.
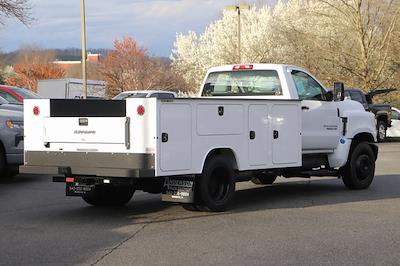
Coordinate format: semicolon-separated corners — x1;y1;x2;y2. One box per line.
82;185;135;206
191;155;236;212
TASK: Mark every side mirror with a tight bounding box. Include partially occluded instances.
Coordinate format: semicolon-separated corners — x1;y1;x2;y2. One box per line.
325;91;334;101
334;82;345;101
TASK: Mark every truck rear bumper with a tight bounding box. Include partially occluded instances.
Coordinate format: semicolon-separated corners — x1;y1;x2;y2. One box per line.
19;151;155;178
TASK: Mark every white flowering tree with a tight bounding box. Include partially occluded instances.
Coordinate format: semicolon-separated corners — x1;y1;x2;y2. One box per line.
171;7;276;92
172;0;399;94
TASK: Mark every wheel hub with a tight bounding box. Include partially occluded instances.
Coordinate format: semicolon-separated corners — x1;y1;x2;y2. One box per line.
355;155;372;181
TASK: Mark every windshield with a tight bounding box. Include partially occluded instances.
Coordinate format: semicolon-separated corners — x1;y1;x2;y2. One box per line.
11;87;40;99
113;92;148;100
202;70;282;96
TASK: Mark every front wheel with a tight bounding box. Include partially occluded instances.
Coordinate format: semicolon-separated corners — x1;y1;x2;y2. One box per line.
196;155;236;212
377;120;387;142
341;142;376;190
82;185;135;206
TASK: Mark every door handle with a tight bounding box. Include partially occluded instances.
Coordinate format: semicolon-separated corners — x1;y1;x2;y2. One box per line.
302;106;310;110
273;130;279;139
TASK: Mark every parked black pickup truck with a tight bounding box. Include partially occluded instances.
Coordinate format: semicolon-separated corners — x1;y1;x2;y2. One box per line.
345;88;395;142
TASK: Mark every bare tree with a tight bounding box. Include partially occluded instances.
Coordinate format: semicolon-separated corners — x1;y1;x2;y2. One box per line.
99;37;188;97
0;0;32;25
273;0;400;91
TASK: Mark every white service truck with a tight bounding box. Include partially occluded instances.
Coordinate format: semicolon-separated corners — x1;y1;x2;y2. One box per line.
21;64;378;211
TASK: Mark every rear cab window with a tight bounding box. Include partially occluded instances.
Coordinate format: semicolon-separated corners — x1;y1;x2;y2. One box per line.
202;70;282;96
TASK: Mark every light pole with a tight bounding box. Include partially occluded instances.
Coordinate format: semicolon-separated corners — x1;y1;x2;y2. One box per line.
225;3;250;63
80;0;87;99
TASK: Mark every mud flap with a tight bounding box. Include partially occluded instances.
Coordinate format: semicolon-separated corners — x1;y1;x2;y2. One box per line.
162;176;195;203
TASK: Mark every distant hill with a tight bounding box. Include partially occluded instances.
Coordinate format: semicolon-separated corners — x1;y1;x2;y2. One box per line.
54;48;111;61
0;48;111;66
0;48;170;66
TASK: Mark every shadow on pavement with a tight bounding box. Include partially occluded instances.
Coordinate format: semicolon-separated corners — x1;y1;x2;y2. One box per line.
3;174;398;265
0;174;41;185
233;174;400;212
45;174;400;225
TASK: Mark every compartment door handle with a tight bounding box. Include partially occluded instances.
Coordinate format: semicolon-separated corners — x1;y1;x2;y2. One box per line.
250;130;256;140
161;133;169;143
273;130;279;139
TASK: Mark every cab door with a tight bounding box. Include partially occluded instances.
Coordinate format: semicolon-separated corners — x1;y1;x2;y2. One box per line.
290;70;340;151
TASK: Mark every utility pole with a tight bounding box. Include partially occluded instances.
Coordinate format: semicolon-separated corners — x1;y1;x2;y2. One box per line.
80;0;87;99
225;3;250;64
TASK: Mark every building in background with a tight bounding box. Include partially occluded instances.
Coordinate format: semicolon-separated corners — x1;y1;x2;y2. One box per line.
53;53;102;73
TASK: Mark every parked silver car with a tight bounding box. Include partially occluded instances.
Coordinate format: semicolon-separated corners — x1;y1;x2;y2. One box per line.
0;108;23;177
0;96;23;112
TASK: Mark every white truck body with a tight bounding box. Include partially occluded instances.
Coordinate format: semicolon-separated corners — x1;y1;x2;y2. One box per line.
23;97;302;177
21;64;378;210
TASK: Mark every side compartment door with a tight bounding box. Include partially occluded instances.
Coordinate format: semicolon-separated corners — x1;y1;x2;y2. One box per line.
272;104;302;165
160;103;192;171
248;105;269;166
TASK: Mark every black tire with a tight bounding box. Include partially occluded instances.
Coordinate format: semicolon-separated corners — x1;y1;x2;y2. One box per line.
0;146;8;179
251;173;277;185
182;204;202;212
377;120;387;142
82;185;135;206
196;155;236;212
341;142;376;190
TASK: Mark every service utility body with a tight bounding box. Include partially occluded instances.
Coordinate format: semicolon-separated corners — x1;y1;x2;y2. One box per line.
21;64;378;212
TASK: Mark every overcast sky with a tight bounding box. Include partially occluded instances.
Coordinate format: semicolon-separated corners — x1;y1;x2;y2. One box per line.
0;0;277;56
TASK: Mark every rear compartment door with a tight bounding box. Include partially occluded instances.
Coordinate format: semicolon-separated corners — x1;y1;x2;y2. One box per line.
43;99;128;145
159;103;192;171
44;117;127;144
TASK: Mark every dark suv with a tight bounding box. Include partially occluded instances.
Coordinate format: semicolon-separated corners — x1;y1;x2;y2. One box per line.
345;89;394;142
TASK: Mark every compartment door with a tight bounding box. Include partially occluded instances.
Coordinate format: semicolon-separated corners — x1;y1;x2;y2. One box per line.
272;104;302;165
160;103;192;171
248;105;269;166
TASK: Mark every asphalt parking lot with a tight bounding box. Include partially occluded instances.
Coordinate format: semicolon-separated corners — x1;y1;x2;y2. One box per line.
0;143;399;266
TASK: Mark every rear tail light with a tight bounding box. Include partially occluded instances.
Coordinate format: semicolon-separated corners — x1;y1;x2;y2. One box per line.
33;106;40;116
137;105;145;116
233;64;253;70
65;177;74;183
